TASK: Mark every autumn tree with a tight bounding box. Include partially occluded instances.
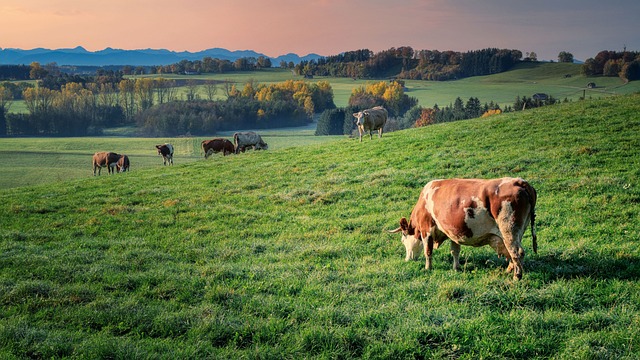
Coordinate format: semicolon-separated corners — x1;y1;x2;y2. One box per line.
29;62;48;80
414;108;436;127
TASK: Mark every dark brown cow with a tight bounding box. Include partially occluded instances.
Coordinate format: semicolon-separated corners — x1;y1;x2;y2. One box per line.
116;154;130;172
389;177;537;280
155;143;174;165
202;138;234;158
92;151;121;176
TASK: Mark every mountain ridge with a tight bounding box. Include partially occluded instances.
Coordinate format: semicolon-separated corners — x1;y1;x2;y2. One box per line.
0;47;322;66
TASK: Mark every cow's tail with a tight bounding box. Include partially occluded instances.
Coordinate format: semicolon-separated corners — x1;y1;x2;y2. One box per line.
522;180;537;254
233;133;239;154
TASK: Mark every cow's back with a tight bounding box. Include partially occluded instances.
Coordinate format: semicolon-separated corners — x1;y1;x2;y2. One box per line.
367;106;388;129
417;178;534;242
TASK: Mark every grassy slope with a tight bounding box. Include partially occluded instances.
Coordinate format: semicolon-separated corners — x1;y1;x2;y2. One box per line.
1;94;640;358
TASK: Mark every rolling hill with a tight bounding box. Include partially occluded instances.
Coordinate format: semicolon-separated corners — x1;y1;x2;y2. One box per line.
1;94;639;358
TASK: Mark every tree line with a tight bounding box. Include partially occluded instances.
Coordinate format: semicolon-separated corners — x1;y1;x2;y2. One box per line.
1;76;335;137
296;47;523;81
136;80;335;136
581;50;640;81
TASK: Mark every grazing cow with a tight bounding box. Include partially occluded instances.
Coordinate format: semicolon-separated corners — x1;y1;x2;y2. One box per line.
155;143;174;165
233;131;268;154
202;138;234;158
92;151;121;176
388;177;537;280
116;154;130;172
353;106;388;142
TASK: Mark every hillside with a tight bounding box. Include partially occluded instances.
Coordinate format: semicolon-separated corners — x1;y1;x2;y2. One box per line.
1;94;640;358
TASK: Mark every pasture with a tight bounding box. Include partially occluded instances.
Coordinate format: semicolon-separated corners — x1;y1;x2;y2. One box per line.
0;130;342;189
132;63;640;109
1;94;640;358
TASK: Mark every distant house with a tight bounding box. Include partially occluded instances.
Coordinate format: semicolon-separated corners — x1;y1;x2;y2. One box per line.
532;93;548;101
587;82;596;89
184;70;199;75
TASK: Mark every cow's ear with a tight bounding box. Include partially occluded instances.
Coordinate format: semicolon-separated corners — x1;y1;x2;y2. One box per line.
400;217;409;230
352;112;358;118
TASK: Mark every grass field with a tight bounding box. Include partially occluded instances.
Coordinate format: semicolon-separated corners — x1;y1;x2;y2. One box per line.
0;129;342;190
1;93;639;358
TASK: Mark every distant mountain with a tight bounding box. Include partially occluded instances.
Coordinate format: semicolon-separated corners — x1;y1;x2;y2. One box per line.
0;47;322;66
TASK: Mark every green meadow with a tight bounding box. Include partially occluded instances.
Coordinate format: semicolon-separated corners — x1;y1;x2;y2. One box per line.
1;93;639;358
132;62;640;109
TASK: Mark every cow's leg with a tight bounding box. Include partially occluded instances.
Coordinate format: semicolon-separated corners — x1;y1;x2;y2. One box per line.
378;128;383;139
450;241;461;270
423;235;434;270
497;205;526;280
369;129;373;140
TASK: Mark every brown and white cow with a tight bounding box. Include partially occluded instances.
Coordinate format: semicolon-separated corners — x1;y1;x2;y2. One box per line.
233;131;268;154
92;151;121;176
353;106;388;142
202;138;234;158
389;177;537;280
155;143;174;165
116;154;130;172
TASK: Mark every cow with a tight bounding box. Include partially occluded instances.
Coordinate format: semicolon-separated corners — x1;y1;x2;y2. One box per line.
353;106;388;142
388;177;537;280
92;151;121;176
155;143;174;165
202;138;234;158
116;154;130;172
233;131;268;154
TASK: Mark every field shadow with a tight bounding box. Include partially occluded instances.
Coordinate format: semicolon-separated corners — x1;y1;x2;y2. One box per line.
453;250;640;281
527;253;640;281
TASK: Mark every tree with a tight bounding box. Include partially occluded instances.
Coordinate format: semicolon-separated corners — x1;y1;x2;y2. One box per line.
315;108;346;135
452;97;465;120
558;51;574;63
0;85;12;136
620;60;640;81
414;108;436;127
29;62;48;80
185;80;199;101
464;97;482;119
603;59;621;77
203;80;218;101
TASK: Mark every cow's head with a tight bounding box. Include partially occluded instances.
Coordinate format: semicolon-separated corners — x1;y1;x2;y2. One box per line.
155;145;163;155
256;142;269;151
352;111;367;127
388;217;422;261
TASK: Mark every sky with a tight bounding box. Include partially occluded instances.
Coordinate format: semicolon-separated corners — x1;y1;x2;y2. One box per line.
1;0;639;61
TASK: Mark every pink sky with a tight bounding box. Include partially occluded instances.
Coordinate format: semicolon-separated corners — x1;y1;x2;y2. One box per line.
2;0;639;61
